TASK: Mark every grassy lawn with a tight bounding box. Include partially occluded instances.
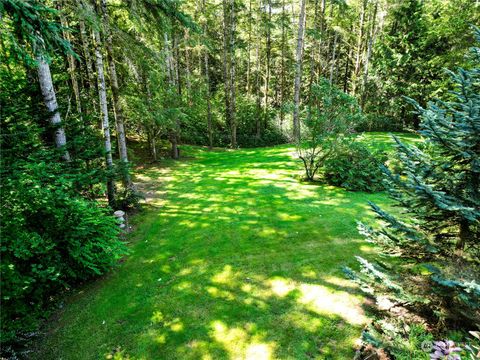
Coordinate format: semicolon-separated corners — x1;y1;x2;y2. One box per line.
35;133;417;359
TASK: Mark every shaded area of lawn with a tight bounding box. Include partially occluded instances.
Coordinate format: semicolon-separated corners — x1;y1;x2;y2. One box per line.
35;135;411;359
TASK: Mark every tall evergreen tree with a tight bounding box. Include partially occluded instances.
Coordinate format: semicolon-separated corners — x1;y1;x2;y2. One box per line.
345;28;480;348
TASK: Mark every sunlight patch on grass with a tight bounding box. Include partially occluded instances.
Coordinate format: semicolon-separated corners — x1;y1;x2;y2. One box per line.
298;283;366;325
269;277;296;297
211;321;276;360
211;265;235;285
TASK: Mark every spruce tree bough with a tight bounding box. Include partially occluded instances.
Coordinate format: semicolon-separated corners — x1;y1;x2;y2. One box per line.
345;28;480;350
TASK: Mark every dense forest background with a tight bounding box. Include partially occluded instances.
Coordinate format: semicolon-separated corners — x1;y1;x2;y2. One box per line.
1;0;479;357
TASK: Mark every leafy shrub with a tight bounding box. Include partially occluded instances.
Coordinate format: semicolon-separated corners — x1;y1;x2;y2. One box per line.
323;141;387;192
0;160;127;345
297;79;363;181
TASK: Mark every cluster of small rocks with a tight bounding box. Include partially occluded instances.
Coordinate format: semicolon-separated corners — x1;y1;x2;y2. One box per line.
113;210;126;229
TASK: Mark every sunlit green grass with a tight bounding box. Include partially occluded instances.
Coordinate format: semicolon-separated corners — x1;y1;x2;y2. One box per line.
35;133;417;359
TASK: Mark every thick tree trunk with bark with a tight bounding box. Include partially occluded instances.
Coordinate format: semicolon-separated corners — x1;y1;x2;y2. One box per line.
94;29;115;207
100;0;131;188
293;0;307;142
37;56;71;161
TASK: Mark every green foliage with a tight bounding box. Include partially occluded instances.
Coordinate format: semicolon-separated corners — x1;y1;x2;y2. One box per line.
323;139;387;192
234;96;288;147
346;29;480;355
297;79;363;181
1;159;127;344
0;41;127;351
365;322;432;360
0;0;73;65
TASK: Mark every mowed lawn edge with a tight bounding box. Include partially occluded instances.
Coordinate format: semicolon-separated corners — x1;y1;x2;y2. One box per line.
34;134;416;359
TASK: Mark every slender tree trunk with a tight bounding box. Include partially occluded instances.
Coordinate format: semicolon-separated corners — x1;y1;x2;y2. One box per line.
164;31;180;159
352;0;367;96
173;30;181;159
79;19;97;113
58;7;82;118
457;220;471;251
36;56;71;161
184;28;192;105
361;0;378;108
329;31;339;84
343;36;353;93
263;0;272;130
142;71;158;161
315;0;327;79
202;0;213;149
94;29;115;207
205;51;213;149
100;0;131;188
164;33;175;85
229;0;237;148
280;0;286;129
222;0;231;143
308;0;319;95
246;0;252;95
293;0;307;142
255;24;262;140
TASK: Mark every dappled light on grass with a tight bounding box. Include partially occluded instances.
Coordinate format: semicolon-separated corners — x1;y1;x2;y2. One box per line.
35;140;403;359
211;321;275;360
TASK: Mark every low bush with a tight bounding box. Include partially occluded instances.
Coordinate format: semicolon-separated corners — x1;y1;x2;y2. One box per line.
0;160;127;347
297;79;363;181
323;141;387;192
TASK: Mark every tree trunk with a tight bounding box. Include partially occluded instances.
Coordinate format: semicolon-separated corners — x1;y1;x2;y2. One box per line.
222;0;231;144
329;31;339;84
343;40;353;93
184;28;192;105
205;51;213;149
246;0;252;95
173;30;181;159
58;6;82;118
280;0;286;129
293;0;307;142
352;0;367;96
255;23;262;140
229;0;237;148
263;0;272;131
202;0;213;149
36;56;71;161
94;29;115;207
361;0;378;108
308;0;319;96
79;19;97;114
456;219;471;252
100;0;131;188
164;33;174;85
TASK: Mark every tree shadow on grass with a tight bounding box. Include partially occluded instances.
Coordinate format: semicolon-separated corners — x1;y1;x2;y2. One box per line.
35;146;385;360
